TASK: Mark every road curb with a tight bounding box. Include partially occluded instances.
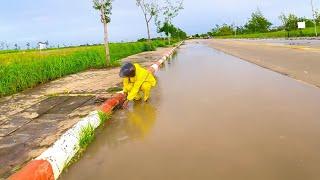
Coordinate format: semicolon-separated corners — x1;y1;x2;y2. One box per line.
9;41;183;180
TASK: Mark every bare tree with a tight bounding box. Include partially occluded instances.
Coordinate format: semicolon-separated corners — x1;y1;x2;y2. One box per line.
14;43;19;50
93;0;113;65
160;0;183;43
136;0;161;43
162;0;183;25
45;40;49;47
155;0;183;44
26;42;31;50
0;42;5;50
311;0;318;36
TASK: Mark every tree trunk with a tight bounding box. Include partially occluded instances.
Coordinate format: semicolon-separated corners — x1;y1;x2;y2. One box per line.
100;8;110;66
146;21;151;44
314;23;318;37
103;22;110;65
311;0;318;37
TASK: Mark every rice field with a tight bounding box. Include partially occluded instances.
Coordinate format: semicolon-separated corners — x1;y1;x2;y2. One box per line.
0;40;171;97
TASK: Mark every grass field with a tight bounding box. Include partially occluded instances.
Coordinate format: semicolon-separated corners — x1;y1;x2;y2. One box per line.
217;26;320;39
0;40;174;97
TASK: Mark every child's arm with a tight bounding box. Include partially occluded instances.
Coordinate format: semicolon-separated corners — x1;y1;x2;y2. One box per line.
123;78;130;93
127;79;144;101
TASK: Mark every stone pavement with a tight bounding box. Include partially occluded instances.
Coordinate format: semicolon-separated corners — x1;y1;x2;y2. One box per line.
0;46;175;178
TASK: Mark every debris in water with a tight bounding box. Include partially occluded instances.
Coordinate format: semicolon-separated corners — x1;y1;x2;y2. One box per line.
117;136;129;141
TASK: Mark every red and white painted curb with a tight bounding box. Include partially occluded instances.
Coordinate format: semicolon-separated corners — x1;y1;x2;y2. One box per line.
9;42;183;180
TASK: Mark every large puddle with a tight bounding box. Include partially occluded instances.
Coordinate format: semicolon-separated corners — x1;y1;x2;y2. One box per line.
61;42;320;180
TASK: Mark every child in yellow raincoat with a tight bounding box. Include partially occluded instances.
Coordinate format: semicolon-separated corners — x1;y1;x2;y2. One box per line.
119;63;157;107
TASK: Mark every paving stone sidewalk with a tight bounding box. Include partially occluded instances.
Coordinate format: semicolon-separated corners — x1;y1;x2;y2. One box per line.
0;47;174;178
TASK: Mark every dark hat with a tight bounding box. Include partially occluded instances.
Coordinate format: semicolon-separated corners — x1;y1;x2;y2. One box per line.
119;63;136;77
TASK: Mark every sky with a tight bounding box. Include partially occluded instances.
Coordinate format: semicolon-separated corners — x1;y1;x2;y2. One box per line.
0;0;319;48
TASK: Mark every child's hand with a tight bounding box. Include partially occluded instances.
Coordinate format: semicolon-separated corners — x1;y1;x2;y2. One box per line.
122;100;129;109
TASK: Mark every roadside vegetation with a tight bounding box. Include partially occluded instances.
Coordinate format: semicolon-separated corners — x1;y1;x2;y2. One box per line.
79;124;95;149
215;26;320;39
0;0;187;98
193;8;320;39
0;40;178;97
98;111;111;124
65;111;111;170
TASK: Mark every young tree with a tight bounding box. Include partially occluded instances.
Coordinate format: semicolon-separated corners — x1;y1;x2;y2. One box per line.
162;0;183;43
163;0;183;23
194;34;200;38
158;22;175;37
279;13;298;37
156;0;183;44
244;9;272;33
136;0;161;43
210;24;234;36
219;24;234;36
316;10;320;24
93;0;113;65
310;0;318;36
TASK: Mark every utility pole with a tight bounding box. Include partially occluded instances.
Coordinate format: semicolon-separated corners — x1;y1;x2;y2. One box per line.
311;0;318;36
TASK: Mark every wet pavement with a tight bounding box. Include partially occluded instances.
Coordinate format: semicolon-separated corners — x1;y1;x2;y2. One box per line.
61;41;320;180
0;95;96;177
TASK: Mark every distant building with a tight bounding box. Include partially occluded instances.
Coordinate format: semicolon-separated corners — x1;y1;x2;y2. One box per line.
38;42;47;50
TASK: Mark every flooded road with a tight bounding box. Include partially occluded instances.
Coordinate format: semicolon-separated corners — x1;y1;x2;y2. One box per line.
61;41;320;180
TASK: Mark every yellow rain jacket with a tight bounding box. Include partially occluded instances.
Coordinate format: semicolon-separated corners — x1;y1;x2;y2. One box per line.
123;63;157;101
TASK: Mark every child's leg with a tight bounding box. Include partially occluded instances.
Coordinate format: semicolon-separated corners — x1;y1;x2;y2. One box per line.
141;82;152;101
125;83;142;101
134;93;142;101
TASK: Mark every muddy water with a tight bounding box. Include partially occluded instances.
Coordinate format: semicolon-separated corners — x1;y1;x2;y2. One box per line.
61;41;320;180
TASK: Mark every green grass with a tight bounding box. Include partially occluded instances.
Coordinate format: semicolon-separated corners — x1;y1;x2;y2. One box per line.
79;124;95;149
216;26;320;39
106;86;123;93
98;111;111;124
64;123;96;170
0;49;20;54
64;111;112;171
0;40;174;97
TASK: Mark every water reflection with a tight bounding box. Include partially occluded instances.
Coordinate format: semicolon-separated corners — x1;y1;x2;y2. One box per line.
125;102;156;140
104;102;157;147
